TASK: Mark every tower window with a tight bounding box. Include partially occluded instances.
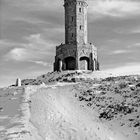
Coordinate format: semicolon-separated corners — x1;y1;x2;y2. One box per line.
79;8;82;12
72;33;74;37
80;25;82;30
72;16;74;22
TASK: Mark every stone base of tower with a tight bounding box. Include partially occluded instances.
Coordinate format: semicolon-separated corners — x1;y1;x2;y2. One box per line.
54;43;99;72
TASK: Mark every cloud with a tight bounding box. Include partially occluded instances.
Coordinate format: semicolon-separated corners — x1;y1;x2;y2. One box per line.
0;40;12;48
4;34;56;64
29;60;50;67
107;39;120;43
89;0;140;18
111;49;130;55
1;0;62;11
114;26;140;35
1;0;62;22
0;40;20;49
5;48;28;61
134;43;140;47
130;27;140;34
105;63;140;75
128;43;140;48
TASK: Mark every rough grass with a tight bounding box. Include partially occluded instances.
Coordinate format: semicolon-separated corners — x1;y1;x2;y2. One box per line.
73;75;140;135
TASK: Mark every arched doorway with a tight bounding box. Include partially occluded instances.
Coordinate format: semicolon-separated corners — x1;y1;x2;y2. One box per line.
79;57;89;70
64;57;76;70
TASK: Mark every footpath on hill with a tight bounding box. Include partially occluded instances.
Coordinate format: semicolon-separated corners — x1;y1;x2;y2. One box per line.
29;81;140;140
29;83;113;140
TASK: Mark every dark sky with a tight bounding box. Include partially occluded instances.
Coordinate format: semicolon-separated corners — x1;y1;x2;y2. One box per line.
0;0;140;87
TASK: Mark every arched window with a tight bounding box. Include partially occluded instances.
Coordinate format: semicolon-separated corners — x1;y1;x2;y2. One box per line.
72;33;74;37
79;8;82;12
80;25;82;30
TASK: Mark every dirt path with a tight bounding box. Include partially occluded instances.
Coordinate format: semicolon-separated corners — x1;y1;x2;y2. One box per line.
30;84;125;140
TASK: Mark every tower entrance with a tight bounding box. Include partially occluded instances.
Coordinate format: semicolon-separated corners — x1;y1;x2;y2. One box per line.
64;57;76;70
80;57;89;70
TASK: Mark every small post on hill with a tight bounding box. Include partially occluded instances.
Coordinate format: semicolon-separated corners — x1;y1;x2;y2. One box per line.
16;78;21;87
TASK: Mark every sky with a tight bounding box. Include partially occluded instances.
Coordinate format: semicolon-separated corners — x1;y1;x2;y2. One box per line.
0;0;140;87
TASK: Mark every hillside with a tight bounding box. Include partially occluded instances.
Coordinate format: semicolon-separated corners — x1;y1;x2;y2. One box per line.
0;71;140;140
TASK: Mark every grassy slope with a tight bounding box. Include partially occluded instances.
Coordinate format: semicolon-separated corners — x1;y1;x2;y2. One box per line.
74;75;140;139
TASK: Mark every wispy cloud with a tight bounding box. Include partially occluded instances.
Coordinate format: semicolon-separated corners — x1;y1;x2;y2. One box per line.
89;0;140;18
128;43;140;48
130;28;140;34
114;26;140;35
105;63;140;75
0;40;18;49
107;39;120;43
29;60;50;66
3;34;55;63
4;48;28;61
1;0;62;11
134;43;140;47
111;49;130;55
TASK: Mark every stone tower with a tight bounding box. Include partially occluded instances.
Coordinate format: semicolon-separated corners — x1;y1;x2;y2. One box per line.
54;0;99;71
